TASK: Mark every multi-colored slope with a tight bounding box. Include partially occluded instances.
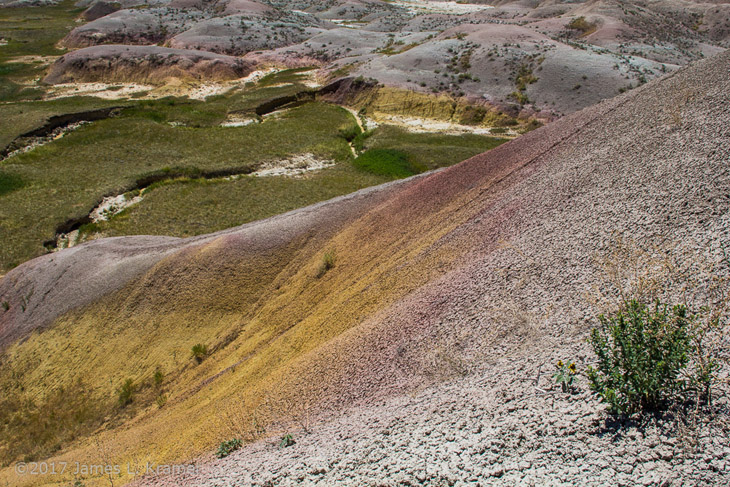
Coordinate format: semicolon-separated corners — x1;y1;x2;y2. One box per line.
1;49;729;485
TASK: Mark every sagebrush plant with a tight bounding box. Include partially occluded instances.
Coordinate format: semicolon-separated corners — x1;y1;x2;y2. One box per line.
567;16;597;35
553;360;578;393
216;438;242;458
587;300;715;414
153;367;164;388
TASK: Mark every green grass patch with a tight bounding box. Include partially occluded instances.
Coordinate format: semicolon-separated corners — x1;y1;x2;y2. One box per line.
0;172;24;196
0;97;124;148
0;0;85;102
89;164;388;239
256;67;317;87
0;0;82;61
354;149;415;178
0;100;355;271
359;125;507;172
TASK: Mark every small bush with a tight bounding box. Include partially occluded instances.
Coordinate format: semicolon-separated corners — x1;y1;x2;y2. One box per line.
588;300;713;414
191;343;209;364
316;251;336;278
156;393;168;409
117;378;136;407
338;124;361;142
279;434;295;448
153;367;164;388
508;90;529;106
351;129;373;153
519;119;543;134
567;16;597;35
216;438;242;458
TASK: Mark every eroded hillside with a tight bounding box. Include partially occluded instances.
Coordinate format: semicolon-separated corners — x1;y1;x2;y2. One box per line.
0;45;728;487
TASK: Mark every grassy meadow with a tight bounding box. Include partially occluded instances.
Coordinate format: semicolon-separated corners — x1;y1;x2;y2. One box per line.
0;4;508;273
0;77;506;272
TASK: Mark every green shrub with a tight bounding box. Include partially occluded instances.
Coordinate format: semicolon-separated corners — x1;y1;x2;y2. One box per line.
316;250;336;278
567;16;597;35
521;119;543;133
191;343;209;363
352;129;374;153
353;149;415;178
216;438;242;458
155;393;168;409
153;367;164;388
587;300;713;414
117;378;136;407
508;90;529;106
338;124;361;142
279;434;295;448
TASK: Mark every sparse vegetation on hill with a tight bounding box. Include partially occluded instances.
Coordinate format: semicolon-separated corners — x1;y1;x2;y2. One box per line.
588;300;718;414
0;378;103;465
316;250;336;278
216;438;242;458
117;378;136;407
566;16;598;37
191;343;209;364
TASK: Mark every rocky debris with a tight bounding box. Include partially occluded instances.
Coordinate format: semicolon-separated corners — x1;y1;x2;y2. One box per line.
43;45;256;84
251;153;336;177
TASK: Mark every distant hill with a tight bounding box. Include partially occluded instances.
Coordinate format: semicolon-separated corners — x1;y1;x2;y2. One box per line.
32;0;730;116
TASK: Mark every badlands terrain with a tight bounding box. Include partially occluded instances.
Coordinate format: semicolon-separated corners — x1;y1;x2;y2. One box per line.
0;0;729;486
